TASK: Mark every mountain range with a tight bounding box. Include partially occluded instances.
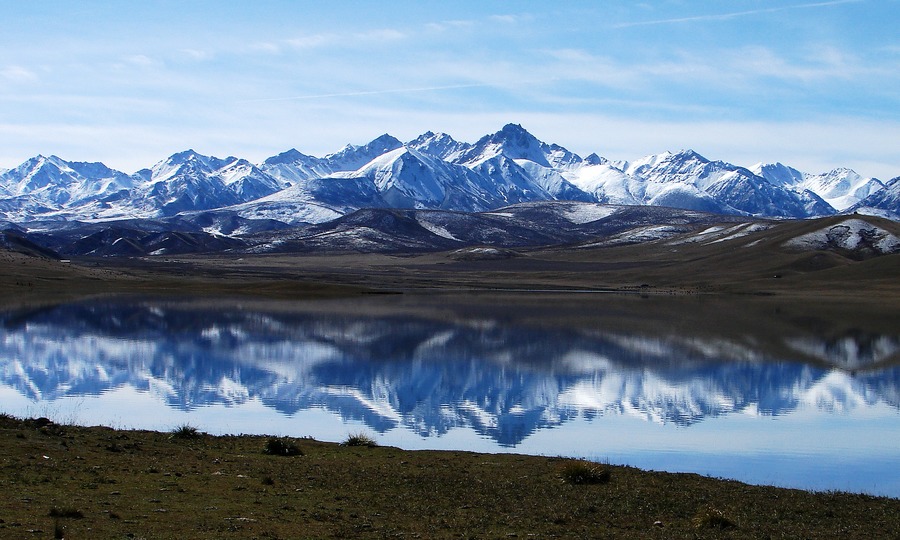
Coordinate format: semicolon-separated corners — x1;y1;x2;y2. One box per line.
1;124;897;228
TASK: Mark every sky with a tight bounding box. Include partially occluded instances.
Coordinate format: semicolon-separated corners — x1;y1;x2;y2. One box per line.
1;0;899;179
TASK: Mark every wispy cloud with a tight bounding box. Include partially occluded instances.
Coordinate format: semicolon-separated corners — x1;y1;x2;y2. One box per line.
124;54;162;68
1;65;38;83
615;0;862;28
425;19;476;32
489;14;532;25
181;48;213;61
283;28;405;50
237;83;495;103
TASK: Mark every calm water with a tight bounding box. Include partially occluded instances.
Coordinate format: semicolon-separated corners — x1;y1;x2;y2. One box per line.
1;293;898;497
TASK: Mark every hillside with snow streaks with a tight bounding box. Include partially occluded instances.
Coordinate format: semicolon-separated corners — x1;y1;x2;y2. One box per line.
1;124;897;226
783;218;900;255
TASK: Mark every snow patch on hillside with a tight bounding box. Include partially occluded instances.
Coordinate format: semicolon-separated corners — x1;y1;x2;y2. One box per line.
562;204;618;224
667;222;774;246
580;225;687;248
416;217;460;241
783;218;900;254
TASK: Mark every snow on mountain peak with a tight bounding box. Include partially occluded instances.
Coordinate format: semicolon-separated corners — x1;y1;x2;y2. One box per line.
263;148;312;166
1;123;897;225
583;153;607;166
750;162;805;187
460;123;553;167
167;149;205;164
407;131;470;161
800;168;883;211
324;133;403;172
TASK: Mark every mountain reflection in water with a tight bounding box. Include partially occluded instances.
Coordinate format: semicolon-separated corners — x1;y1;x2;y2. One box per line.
2;294;898;445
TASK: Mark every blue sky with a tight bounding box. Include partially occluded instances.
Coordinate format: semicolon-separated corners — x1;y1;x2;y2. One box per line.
1;0;898;179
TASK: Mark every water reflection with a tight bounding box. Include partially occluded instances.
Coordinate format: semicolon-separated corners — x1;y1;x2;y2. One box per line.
2;295;898;449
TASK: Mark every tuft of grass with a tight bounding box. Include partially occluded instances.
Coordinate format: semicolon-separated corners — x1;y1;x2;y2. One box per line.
49;506;85;519
262;437;303;456
692;506;738;530
342;431;378;447
558;460;611;485
169;423;202;440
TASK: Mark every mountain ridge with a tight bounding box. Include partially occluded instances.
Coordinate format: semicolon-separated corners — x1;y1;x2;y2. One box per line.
1;124;897;225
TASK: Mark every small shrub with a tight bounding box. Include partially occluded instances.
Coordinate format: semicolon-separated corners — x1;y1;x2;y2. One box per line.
49;506;84;519
169;424;202;440
342;431;378;447
263;437;303;456
261;475;275;486
692;506;737;530
559;460;611;485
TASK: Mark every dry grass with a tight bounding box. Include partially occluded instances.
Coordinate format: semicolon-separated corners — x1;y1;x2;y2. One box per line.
559;460;612;485
341;431;378;447
0;415;897;539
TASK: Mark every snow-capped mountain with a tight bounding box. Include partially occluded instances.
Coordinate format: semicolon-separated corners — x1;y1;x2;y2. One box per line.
610;150;835;217
750;163;884;211
324;133;404;173
406;131;472;162
1;124;897;227
0;155;136;221
849;176;900;220
127;150;285;217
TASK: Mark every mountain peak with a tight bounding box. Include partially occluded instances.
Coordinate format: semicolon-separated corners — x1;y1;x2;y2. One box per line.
462;124;551;166
495;123;540;147
499;122;529;135
369;133;403;149
263;148;314;166
324;134;404;172
750;162;805;187
584;153;607;166
168;149;204;163
407;131;471;161
672;149;706;162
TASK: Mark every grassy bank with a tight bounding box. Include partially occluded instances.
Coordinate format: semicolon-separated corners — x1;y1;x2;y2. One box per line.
1;415;897;539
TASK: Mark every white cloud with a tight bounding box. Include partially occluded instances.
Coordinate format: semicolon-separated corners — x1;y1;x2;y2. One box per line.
727;45;892;82
285;33;337;50
425;19;476;32
1;65;38;83
489;14;533;25
238;83;494;103
615;0;863;28
355;29;406;42
281;28;405;53
181;48;213;61
247;42;282;55
125;54;161;68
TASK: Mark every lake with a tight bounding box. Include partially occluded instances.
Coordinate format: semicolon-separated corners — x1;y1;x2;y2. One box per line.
1;292;898;497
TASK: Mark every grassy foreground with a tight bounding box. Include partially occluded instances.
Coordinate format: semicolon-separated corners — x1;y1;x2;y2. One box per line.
1;416;897;539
